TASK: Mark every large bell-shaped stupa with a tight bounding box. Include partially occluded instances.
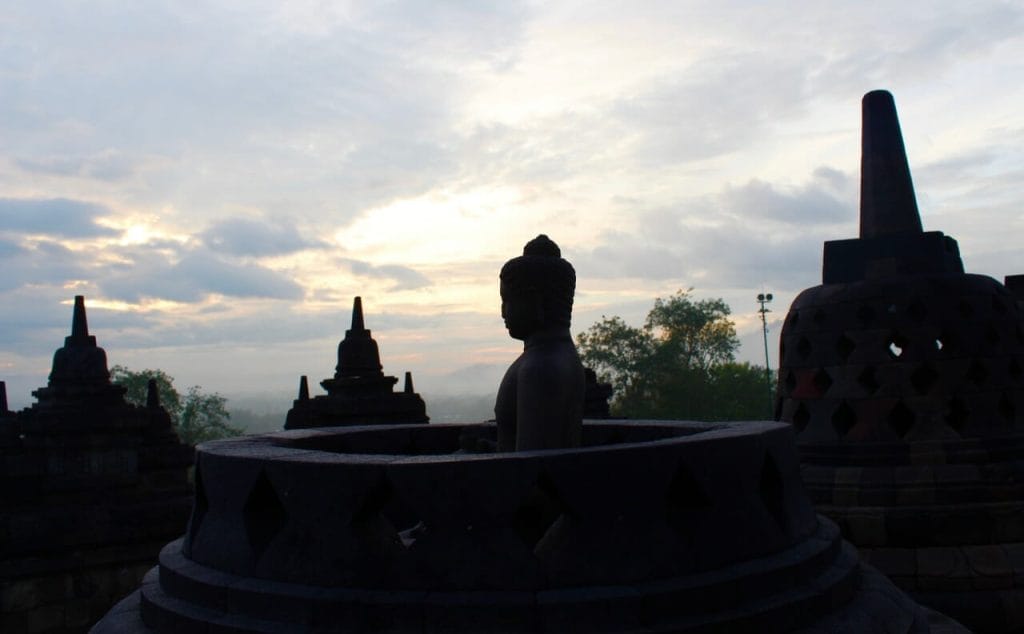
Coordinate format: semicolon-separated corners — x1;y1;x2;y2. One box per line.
776;90;1024;633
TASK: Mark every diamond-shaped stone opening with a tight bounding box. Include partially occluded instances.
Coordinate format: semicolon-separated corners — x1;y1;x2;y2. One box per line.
836;335;855;361
958;299;974;318
910;364;939;395
831;402;856;438
856;305;876;326
888;402;916;438
665;463;713;535
857;366;880;394
784;370;797;393
812;309;827;326
1010;358;1023;382
985;325;1001;347
934;338;945;351
243;470;289;560
946;397;969;433
999;393;1015;422
792;403;810;434
886;332;908;359
186;460;209;549
812;368;832;396
350;473;407;551
796;336;812;360
759;453;788;535
993;296;1008;314
513;473;569;552
966;360;989;386
908;300;927;323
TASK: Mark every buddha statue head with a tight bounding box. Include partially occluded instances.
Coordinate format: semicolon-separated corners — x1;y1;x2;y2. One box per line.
499;234;576;340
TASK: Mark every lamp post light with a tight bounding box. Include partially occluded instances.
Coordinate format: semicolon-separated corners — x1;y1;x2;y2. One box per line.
757;293;773;418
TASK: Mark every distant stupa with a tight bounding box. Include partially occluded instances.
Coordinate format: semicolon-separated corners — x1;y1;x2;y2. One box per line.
285;296;428;428
0;296;193;632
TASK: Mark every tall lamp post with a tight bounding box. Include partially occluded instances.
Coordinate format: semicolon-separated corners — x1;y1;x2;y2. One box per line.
757;293;773;418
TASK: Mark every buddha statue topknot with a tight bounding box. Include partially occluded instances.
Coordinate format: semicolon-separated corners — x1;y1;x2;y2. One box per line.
495;234;585;451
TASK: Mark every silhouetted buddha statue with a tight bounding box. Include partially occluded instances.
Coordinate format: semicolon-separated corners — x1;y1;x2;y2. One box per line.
495;235;585;451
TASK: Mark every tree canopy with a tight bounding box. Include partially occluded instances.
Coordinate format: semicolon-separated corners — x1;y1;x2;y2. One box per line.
576;289;772;421
110;365;242;445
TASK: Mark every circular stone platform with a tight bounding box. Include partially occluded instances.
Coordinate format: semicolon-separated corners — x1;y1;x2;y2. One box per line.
93;421;961;633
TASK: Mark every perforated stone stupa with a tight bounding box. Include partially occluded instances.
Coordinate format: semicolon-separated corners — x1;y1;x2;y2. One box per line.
96;419;968;633
776;90;1024;632
1;297;193;633
284;297;428;429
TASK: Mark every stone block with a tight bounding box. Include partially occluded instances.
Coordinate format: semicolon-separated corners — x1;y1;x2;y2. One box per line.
25;604;64;632
862;547;916;578
916;547;972;592
1;578;40;612
1001;588;1024;631
420;590;537;633
845;510;888;546
63;598;93;627
963;545;1013;590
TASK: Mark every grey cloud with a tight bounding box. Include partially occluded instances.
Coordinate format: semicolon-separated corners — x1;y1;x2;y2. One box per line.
100;248;304;303
0;238;93;293
575;222;826;292
339;258;431;291
14;150;138;181
202;217;327;257
0;237;27;258
572;167;853;288
573;235;689;281
613;54;810;164
683;223;827;290
809;3;1024;94
0;198;119;238
720;170;854;225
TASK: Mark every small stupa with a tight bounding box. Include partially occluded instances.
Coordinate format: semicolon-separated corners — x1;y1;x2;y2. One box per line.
285;297;428;428
0;297;193;633
776;91;1024;632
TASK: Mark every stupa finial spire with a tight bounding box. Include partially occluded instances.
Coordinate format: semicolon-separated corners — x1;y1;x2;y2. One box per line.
71;295;90;340
351;296;365;332
403;372;414;394
334;297;383;378
859;90;923;238
298;376;310;401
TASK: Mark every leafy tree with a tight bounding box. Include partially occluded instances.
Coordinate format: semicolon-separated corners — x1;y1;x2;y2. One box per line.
110;365;242;445
577;290;772;421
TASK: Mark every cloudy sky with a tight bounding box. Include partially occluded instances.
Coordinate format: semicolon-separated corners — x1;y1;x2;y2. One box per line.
2;1;1024;411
